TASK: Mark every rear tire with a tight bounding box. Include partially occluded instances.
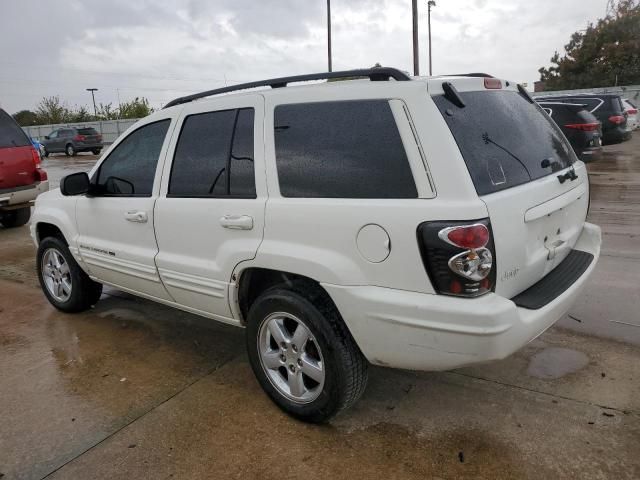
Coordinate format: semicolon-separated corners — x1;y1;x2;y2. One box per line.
0;207;31;228
91;149;101;155
37;236;102;312
65;144;76;156
246;285;368;423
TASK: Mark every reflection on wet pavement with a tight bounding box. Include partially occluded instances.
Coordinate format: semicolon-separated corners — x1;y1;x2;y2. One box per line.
42;153;100;190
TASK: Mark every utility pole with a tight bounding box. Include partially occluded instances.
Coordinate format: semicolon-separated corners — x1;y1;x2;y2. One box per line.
86;88;98;118
427;1;436;75
412;0;419;76
327;0;332;72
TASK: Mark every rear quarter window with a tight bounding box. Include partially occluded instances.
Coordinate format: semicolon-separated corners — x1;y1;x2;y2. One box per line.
274;100;417;198
434;90;575;196
0;109;30;148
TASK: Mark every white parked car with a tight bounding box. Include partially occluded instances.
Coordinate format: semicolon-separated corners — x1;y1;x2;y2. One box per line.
31;68;601;422
622;98;638;130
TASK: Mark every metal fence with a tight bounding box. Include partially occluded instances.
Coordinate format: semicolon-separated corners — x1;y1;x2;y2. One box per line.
22;118;140;144
531;84;640;103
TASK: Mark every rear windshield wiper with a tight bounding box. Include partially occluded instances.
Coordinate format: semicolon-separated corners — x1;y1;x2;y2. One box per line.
482;132;531;180
517;84;534;104
442;82;466;108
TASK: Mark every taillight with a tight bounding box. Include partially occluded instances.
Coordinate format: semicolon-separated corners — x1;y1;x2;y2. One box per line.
484;78;502;89
417;219;496;297
609;115;625;125
35;168;48;182
96;134;102;141
29;146;41;168
74;134;86;141
564;123;600;132
438;223;489;249
627;108;638;114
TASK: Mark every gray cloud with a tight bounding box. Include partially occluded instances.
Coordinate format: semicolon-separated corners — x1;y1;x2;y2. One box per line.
1;0;607;113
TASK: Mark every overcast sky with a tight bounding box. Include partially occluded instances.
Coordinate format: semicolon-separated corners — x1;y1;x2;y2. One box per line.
0;0;607;114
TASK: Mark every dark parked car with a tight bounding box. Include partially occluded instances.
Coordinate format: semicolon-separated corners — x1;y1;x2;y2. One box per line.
538;101;603;162
536;93;630;145
42;127;103;157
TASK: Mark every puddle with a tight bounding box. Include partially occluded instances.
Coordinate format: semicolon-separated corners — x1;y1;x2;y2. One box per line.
526;347;589;379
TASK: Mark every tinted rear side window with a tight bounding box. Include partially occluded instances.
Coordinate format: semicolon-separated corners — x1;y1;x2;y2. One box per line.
169;108;256;198
274;100;417;198
0;109;30;148
78;128;98;135
434;91;574;196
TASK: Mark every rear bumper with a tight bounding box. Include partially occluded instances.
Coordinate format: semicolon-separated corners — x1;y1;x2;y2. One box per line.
603;127;632;144
324;222;601;371
0;181;49;210
578;146;602;163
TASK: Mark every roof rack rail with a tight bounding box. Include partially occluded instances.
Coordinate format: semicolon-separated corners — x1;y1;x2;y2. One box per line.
441;72;495;78
163;67;411;108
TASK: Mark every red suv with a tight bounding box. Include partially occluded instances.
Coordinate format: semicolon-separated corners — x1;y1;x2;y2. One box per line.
0;109;48;228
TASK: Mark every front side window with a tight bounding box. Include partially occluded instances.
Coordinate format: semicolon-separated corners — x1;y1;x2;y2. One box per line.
94;119;170;196
169;108;256;198
274;100;417;198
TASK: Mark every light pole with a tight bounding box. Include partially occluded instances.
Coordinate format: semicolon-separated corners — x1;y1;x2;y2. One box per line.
86;88;98;118
327;0;332;72
427;1;436;76
412;0;419;76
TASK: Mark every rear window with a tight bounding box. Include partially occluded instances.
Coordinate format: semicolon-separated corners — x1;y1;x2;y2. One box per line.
539;103;594;125
274;100;417;198
0;109;30;148
434;91;574;196
78;128;98;135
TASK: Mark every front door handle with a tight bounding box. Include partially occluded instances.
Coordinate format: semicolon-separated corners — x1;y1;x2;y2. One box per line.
124;210;148;223
219;214;253;230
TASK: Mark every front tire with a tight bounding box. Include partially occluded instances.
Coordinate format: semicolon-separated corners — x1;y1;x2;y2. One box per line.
37;236;102;312
246;286;368;423
65;144;76;156
0;207;31;228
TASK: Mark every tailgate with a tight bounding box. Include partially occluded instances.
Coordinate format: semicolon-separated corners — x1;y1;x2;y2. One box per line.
431;79;588;298
0;146;36;189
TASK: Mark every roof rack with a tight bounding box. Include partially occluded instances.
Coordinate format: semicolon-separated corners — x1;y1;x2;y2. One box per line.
163;67;411;108
441;72;495;78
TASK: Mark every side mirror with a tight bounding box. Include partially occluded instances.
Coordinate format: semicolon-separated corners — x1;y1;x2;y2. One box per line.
44;136;49;140
60;172;90;196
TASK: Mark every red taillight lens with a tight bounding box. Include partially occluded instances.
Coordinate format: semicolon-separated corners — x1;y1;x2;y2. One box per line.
609;115;625;125
96;134;102;141
484;78;502;89
74;134;86;141
35;168;48;182
627;108;638;114
564;123;600;132
29;146;41;168
439;224;489;249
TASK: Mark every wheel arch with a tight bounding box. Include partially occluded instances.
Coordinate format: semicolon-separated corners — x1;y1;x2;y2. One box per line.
234;267;343;327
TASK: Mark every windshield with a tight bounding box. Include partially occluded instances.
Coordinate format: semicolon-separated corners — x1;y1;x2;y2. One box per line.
434;90;575;196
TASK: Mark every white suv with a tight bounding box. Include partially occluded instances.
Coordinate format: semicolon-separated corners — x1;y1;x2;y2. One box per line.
31;68;601;422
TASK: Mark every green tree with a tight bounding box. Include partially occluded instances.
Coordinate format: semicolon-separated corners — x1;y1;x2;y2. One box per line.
34;96;72;124
12;110;38;126
538;0;640;90
118;97;153;119
96;102;118;120
70;106;93;123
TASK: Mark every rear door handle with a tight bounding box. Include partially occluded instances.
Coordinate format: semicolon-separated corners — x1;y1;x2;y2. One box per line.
219;214;253;230
124;210;148;223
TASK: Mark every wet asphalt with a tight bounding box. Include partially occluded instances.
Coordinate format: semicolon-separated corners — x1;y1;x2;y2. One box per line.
1;139;639;479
